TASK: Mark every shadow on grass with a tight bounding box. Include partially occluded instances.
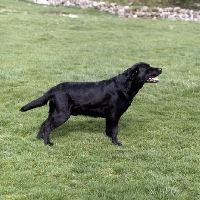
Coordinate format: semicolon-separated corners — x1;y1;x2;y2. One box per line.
51;117;104;138
50;115;140;140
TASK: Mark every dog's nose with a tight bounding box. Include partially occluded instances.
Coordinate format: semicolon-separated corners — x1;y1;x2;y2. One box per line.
158;68;162;73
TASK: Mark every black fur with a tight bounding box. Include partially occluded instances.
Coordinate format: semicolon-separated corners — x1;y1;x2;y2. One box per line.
20;62;162;146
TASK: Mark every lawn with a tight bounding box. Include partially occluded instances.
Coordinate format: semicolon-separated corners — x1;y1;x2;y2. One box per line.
0;0;200;199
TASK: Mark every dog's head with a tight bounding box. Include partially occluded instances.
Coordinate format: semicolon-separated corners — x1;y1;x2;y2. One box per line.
129;62;162;84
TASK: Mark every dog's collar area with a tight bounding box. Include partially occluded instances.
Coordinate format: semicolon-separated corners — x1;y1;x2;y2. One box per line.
146;77;159;83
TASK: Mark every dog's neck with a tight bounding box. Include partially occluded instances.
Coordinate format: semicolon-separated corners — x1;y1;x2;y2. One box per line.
116;73;145;101
128;82;144;99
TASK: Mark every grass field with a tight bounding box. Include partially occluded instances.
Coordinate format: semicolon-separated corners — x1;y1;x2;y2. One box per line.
1;0;200;199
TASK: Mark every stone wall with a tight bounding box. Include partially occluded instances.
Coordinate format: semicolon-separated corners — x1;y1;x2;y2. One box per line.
31;0;200;22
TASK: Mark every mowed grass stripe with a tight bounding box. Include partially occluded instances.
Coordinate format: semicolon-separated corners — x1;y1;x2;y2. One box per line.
0;0;200;199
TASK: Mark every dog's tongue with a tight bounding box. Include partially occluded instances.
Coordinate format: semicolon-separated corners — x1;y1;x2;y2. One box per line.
148;77;159;83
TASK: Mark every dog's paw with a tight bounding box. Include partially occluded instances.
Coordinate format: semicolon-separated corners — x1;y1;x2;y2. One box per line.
45;142;54;146
112;140;122;146
48;142;54;146
116;142;122;146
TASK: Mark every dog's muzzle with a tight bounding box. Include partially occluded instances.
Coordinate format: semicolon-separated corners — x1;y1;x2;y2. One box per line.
147;68;162;83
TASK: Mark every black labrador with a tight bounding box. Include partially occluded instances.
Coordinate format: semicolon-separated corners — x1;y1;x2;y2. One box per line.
20;62;162;146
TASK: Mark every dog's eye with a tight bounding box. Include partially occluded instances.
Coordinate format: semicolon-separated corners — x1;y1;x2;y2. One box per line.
132;73;137;77
132;70;138;76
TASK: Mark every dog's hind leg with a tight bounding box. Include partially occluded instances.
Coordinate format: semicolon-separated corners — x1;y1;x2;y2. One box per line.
43;94;71;146
37;99;56;140
37;119;48;140
43;111;70;146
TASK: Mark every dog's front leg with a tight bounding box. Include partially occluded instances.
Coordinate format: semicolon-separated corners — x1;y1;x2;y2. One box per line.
111;123;122;146
106;117;122;146
106;118;113;138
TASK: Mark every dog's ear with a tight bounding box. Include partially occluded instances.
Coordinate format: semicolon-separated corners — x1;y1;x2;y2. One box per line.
130;67;139;80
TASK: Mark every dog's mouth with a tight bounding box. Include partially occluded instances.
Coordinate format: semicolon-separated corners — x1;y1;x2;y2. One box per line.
146;77;159;83
145;68;162;83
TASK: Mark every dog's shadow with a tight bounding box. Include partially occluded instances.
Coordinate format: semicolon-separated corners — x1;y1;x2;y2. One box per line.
50;116;131;139
51;117;105;138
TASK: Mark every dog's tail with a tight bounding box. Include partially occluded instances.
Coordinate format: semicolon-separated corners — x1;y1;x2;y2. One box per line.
20;92;50;112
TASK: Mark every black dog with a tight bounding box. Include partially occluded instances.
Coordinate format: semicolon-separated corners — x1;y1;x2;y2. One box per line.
20;62;162;146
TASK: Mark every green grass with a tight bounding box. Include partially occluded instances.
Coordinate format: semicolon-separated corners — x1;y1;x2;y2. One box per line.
1;0;200;199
